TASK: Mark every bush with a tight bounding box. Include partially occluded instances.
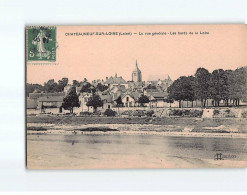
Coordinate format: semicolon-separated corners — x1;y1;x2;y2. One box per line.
146;110;154;117
242;111;247;118
132;110;145;117
169;109;203;117
104;109;116;117
225;109;230;114
189;110;203;117
92;111;101;116
80;111;91;116
213;109;220;115
121;110;133;116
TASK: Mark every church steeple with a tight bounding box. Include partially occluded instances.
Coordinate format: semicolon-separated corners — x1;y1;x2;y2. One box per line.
132;59;142;82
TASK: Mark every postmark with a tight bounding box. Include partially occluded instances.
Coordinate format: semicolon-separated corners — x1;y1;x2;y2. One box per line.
26;26;56;62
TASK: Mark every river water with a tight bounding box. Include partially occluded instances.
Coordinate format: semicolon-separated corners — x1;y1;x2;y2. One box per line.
27;134;247;169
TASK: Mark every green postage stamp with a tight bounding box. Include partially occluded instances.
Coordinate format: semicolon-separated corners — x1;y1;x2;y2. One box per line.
26;26;56;62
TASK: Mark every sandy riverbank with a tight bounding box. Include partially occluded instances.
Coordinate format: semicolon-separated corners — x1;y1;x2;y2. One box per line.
27;120;247;138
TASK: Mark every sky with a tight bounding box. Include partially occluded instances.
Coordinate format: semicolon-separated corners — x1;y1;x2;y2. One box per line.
27;24;247;84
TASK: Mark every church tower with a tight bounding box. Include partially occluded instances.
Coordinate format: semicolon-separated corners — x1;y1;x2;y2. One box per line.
132;60;142;82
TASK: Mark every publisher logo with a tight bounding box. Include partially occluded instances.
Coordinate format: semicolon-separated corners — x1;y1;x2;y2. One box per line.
214;153;237;160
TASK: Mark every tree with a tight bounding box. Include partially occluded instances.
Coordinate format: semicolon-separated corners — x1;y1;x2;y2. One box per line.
166;94;174;107
86;94;103;112
227;67;247;106
58;77;68;92
83;78;88;82
115;96;123;112
209;69;228;107
44;79;59;92
26;83;44;96
167;76;195;108
194;68;211;107
96;83;108;92
167;77;183;108
104;109;116;117
80;82;96;93
62;87;80;113
138;95;150;107
146;84;157;89
72;80;80;87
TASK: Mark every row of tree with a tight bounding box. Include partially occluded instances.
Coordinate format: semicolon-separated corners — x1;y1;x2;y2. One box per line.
27;77;108;96
167;67;247;107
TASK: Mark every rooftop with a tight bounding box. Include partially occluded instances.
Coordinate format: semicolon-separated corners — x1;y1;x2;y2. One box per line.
105;75;128;85
147;74;171;81
38;96;64;102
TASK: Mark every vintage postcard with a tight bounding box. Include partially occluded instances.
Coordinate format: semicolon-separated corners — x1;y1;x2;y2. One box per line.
26;24;247;169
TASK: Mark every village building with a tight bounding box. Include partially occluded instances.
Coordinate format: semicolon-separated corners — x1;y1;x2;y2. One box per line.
64;84;72;94
37;96;64;113
109;85;127;94
99;92;114;110
27;92;66;111
145;91;167;108
146;74;172;91
132;60;142;82
120;91;140;107
104;74;128;89
79;92;93;112
91;79;104;87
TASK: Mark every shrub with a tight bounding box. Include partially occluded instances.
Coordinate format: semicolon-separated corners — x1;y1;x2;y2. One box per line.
213;109;220;115
146;110;154;117
242;111;247;118
132;110;145;117
104;109;116;117
80;111;91;116
169;109;203;117
92;111;101;116
225;109;230;114
121;110;133;116
189;110;203;117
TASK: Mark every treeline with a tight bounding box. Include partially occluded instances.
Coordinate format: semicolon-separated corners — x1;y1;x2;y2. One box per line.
26;77;108;96
167;67;247;107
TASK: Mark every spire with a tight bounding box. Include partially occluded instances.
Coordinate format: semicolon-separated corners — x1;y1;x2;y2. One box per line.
133;59;140;72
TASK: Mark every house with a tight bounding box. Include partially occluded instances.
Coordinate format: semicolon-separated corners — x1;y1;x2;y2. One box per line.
146;92;167;108
144;88;160;96
64;84;72;94
37;96;65;113
120;92;139;107
104;74;128;89
29;92;65;100
110;85;127;94
92;79;104;87
99;93;114;110
28;92;66;112
79;92;93;112
146;74;172;89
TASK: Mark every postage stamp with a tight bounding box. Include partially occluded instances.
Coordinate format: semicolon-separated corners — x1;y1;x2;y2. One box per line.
26;26;56;62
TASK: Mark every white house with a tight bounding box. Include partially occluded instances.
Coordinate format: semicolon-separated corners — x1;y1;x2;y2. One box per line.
79;92;94;112
120;92;139;107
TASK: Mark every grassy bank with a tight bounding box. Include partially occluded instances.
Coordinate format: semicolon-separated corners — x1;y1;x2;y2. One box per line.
27;115;247;128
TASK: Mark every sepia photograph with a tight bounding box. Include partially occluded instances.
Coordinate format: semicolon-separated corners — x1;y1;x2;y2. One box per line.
26;24;247;169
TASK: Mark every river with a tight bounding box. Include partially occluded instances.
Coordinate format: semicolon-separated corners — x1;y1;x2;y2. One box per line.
27;134;247;169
